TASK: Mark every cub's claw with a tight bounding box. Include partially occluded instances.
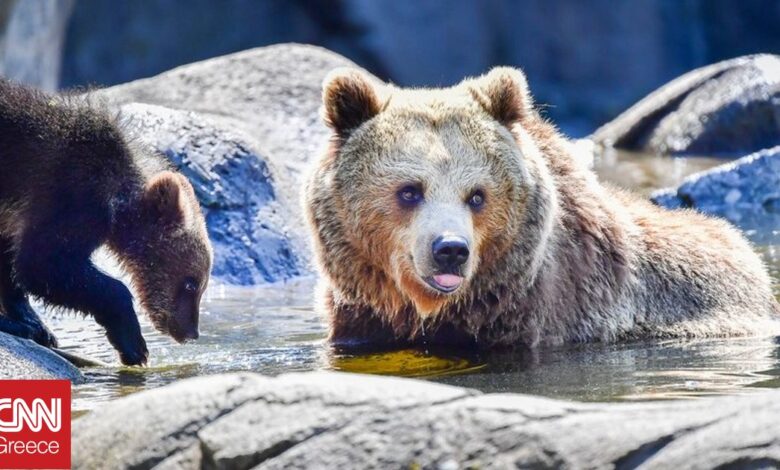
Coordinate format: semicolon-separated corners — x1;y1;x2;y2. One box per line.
119;347;149;367
106;328;149;367
21;319;59;349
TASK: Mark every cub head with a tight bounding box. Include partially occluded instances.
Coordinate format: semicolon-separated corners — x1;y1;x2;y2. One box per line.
121;171;213;343
309;67;538;317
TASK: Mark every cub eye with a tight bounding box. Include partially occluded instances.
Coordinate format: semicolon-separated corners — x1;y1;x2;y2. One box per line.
183;278;199;294
467;190;486;210
397;185;423;207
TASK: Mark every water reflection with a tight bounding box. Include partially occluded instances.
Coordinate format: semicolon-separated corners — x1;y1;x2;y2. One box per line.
431;336;780;401
592;146;724;196
329;348;486;378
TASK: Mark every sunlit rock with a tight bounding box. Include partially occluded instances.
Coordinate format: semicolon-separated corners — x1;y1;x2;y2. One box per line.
652;146;780;228
0;332;83;382
74;371;780;469
593;54;780;156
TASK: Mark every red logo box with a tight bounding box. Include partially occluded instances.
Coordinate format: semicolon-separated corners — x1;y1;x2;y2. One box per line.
0;380;70;470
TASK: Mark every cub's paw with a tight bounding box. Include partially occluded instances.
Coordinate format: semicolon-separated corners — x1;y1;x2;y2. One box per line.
107;330;149;366
22;320;59;349
119;346;148;367
8;321;59;349
117;339;149;366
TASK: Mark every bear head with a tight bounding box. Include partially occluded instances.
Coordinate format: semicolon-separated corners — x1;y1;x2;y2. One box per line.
118;171;213;343
306;67;557;319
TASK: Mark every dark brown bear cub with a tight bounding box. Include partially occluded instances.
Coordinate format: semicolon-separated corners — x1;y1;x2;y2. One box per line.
0;79;212;365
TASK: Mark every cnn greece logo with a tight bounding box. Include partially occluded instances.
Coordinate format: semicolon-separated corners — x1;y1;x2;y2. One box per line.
0;397;61;433
0;380;70;470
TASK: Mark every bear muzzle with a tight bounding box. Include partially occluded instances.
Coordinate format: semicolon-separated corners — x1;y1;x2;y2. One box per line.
425;235;469;293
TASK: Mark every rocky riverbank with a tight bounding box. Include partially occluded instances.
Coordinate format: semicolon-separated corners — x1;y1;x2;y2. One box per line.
73;371;780;469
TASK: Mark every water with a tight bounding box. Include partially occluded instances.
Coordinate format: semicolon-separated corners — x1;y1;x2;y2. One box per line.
56;149;780;413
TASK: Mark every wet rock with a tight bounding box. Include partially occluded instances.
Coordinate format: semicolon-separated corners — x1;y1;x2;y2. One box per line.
652;146;780;224
74;371;780;469
592;54;780;156
95;44;373;284
0;331;84;382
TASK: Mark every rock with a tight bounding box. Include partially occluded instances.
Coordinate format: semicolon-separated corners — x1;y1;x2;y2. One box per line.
116;103;303;285
0;331;84;382
74;371;780;469
651;146;780;225
592;54;780;156
95;44;374;284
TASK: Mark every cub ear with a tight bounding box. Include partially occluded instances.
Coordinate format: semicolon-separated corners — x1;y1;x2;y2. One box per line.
468;67;533;128
322;68;381;137
142;171;191;227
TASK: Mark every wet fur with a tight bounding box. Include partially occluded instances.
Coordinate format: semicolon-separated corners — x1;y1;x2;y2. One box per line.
304;68;780;349
0;79;211;365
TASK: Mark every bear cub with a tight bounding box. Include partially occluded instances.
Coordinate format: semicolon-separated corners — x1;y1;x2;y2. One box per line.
0;79;212;365
304;67;779;349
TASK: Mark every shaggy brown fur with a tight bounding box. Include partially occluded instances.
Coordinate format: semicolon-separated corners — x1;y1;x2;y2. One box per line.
0;79;212;365
304;67;780;349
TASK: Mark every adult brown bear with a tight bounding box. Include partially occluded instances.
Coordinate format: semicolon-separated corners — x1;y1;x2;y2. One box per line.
303;67;779;348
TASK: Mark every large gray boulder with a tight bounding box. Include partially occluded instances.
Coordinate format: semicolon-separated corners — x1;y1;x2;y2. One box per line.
95;44;372;284
74;371;780;469
592;54;780;156
0;331;83;382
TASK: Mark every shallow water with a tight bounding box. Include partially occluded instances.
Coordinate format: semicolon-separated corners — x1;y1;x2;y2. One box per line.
54;149;780;413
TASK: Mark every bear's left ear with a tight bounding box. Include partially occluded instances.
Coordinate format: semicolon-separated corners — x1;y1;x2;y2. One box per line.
322;68;382;138
468;67;533;128
142;171;191;227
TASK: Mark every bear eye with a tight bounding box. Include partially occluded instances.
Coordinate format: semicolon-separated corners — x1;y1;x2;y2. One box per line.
183;278;199;294
397;184;423;207
467;190;486;210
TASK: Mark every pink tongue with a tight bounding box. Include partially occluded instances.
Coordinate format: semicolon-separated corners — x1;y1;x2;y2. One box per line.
434;274;463;288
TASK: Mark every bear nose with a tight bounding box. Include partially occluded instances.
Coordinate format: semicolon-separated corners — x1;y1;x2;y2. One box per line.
432;235;470;270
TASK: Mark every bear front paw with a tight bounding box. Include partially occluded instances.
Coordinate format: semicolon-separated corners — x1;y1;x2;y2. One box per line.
20;319;59;349
106;329;149;366
117;338;149;367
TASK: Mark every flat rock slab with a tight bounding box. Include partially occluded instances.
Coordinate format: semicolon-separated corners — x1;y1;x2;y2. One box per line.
74;371;780;469
592;54;780;156
94;44;375;285
0;331;83;382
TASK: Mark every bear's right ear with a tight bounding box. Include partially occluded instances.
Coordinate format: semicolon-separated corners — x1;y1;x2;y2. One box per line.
142;171;190;228
322;68;381;138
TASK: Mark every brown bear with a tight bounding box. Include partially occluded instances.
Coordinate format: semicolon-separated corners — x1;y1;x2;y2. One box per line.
0;79;212;365
303;67;780;349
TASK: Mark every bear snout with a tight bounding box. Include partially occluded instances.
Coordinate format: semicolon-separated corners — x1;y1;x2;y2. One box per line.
170;323;200;343
432;235;470;271
169;306;200;343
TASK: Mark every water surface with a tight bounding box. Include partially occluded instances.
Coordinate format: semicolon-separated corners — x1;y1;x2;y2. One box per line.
53;149;780;413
